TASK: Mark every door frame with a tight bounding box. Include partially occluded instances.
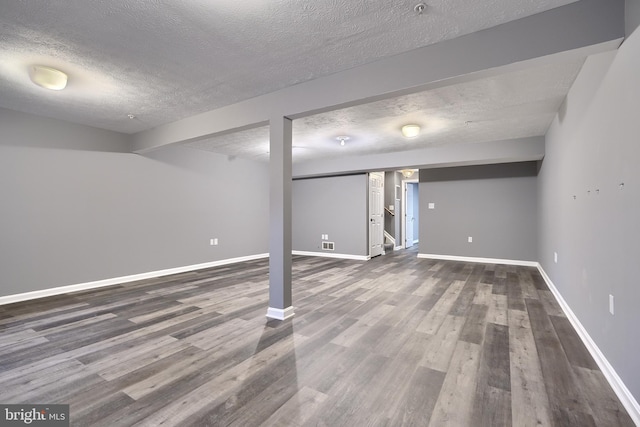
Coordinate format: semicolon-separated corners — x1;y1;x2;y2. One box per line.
401;178;419;249
368;172;385;258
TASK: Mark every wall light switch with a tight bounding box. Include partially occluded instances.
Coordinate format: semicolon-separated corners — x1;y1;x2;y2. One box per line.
428;203;435;209
554;252;558;263
212;238;218;246
468;236;473;243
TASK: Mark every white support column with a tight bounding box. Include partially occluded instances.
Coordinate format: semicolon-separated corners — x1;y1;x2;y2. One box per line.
267;116;294;321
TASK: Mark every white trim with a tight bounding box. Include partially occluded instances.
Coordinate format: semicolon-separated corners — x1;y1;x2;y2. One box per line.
266;306;295;321
383;230;396;246
537;265;640;425
394;245;403;251
401;178;419;250
0;253;269;306
292;250;370;261
417;253;537;267
369;171;385;258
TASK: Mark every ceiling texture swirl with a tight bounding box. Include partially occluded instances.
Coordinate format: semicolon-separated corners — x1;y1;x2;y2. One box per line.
0;0;589;162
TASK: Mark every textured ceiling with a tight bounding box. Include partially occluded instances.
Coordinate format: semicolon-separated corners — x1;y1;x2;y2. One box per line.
0;0;577;136
185;58;585;163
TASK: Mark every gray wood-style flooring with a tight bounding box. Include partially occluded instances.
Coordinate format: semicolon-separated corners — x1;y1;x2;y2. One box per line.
0;248;634;426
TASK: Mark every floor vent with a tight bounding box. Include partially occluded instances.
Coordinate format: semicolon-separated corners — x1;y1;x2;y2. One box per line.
322;241;335;251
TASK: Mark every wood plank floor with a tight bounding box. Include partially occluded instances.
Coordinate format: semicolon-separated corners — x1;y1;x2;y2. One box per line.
0;248;634;426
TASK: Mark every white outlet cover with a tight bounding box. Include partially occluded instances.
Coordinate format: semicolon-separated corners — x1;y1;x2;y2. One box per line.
468;236;473;243
428;203;435;209
554;252;558;263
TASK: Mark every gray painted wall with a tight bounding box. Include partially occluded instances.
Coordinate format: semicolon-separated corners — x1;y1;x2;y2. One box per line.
538;20;640;398
0;108;129;152
0;110;269;297
419;162;538;261
627;0;640;36
292;175;368;257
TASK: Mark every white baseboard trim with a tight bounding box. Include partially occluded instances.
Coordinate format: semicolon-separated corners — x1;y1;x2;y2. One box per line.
394;245;403;251
417;253;538;267
292;250;370;261
0;253;269;306
266;306;295;321
537;265;640;425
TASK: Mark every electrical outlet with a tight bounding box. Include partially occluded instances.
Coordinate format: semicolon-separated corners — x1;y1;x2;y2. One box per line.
554;252;558;263
210;238;218;246
428;203;435;209
609;294;614;315
468;236;473;243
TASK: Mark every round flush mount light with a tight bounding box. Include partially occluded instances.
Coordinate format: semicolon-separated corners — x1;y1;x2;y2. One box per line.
29;65;68;90
336;136;350;146
401;124;420;138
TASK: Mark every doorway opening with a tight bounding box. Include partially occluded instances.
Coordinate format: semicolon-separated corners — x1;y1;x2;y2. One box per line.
402;179;419;249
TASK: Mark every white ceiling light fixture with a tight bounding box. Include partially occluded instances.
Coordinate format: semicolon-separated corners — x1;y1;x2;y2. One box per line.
29;65;68;90
401;124;420;138
402;169;415;178
336;135;350;146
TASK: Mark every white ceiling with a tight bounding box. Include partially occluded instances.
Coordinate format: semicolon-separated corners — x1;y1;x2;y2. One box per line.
185;58;584;162
0;0;580;162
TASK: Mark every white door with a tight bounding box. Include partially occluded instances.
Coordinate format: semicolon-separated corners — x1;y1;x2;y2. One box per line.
405;183;414;248
369;172;384;257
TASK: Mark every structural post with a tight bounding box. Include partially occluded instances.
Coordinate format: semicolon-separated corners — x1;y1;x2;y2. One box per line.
266;116;294;321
